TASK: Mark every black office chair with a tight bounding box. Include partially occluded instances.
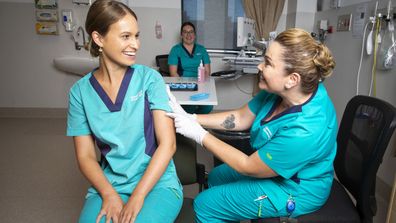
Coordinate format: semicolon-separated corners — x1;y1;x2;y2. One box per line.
173;134;207;223
254;95;396;223
155;54;170;76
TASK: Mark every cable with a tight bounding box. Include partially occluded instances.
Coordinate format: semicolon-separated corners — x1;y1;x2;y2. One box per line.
233;76;253;95
369;16;380;97
356;22;370;95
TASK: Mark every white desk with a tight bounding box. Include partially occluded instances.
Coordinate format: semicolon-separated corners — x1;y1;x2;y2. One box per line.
163;77;218;106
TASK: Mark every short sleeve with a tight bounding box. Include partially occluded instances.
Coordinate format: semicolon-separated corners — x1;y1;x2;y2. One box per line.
168;45;178;65
248;91;270;115
146;70;172;112
257;123;318;179
202;47;211;65
66;84;91;136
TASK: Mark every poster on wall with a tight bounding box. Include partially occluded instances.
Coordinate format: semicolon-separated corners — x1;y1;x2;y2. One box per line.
35;22;58;35
352;3;368;39
35;0;58;9
35;9;58;22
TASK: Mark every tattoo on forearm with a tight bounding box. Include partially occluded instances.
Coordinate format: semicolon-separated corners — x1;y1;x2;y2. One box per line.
221;114;236;129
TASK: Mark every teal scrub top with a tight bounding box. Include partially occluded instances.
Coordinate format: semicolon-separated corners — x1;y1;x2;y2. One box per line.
248;83;338;215
168;43;211;77
67;64;181;198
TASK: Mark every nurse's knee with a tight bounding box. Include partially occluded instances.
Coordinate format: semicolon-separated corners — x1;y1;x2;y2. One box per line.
194;192;204;209
208;164;230;187
194;190;216;222
193;193;206;222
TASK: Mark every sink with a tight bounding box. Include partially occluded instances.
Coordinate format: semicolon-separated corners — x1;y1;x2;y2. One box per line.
53;56;99;76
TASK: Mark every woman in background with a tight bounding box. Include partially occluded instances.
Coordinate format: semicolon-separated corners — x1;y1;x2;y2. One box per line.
66;1;182;222
167;28;337;222
168;22;213;114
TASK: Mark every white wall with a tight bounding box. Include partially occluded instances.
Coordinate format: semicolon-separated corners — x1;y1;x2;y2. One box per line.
0;1;87;108
315;0;396;187
129;0;179;9
128;0;181;68
286;0;317;32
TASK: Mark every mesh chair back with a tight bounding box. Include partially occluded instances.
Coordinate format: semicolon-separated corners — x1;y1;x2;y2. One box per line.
155;54;170;76
335;95;396;220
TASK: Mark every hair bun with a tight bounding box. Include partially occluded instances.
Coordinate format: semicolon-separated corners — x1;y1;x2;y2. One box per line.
313;44;335;80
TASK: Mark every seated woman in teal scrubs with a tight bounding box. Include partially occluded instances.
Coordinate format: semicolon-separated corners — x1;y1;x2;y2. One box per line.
167;28;337;222
66;1;182;222
168;22;213;114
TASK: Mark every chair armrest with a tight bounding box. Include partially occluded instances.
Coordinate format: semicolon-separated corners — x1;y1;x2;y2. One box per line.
196;163;208;191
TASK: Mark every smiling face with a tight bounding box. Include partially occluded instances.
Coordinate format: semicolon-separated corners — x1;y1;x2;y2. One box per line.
257;41;290;94
181;24;196;46
94;13;140;68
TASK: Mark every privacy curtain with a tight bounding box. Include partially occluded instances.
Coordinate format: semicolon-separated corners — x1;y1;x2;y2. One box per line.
242;0;285;95
242;0;285;40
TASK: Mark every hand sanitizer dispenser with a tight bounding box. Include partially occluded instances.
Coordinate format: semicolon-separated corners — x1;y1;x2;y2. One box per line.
62;9;74;32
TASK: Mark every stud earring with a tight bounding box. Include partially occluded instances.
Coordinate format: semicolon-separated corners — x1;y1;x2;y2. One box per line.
98;47;103;52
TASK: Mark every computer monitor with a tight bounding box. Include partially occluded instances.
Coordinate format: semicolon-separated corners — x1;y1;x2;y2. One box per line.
236;17;256;48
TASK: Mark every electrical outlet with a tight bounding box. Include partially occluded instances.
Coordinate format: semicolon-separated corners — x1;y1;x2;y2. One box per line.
337;14;352;32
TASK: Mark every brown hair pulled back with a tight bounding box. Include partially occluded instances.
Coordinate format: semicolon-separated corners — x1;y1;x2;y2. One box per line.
180;22;196;35
85;0;137;57
275;28;335;93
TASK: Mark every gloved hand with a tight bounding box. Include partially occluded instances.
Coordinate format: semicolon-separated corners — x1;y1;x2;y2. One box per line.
166;85;197;120
167;112;207;146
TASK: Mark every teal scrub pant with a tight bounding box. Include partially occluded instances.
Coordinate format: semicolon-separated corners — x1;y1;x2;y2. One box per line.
79;187;182;223
194;164;288;223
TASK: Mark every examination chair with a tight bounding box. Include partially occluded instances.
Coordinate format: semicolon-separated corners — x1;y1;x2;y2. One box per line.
254;95;396;223
155;54;170;76
173;134;207;223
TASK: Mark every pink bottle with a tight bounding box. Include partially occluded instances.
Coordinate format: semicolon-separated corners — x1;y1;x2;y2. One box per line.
197;60;205;82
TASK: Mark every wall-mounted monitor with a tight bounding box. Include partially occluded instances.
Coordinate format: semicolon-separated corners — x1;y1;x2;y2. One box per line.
236;17;256;48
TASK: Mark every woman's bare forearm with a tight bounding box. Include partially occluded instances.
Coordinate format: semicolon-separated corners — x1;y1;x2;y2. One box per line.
197;104;255;131
74;136;118;197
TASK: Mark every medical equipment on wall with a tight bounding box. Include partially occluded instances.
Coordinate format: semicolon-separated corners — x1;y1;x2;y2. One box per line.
377;1;395;70
237;17;256;48
71;26;88;50
366;2;378;55
317;20;334;43
220;17;265;78
356;0;395;97
155;21;162;39
61;9;74;32
377;20;395;70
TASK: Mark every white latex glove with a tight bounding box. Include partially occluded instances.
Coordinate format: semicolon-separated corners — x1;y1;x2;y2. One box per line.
166;85;197;120
167;112;207;146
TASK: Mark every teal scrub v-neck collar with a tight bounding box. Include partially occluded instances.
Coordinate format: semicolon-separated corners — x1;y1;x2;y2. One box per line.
89;67;134;112
260;87;318;125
